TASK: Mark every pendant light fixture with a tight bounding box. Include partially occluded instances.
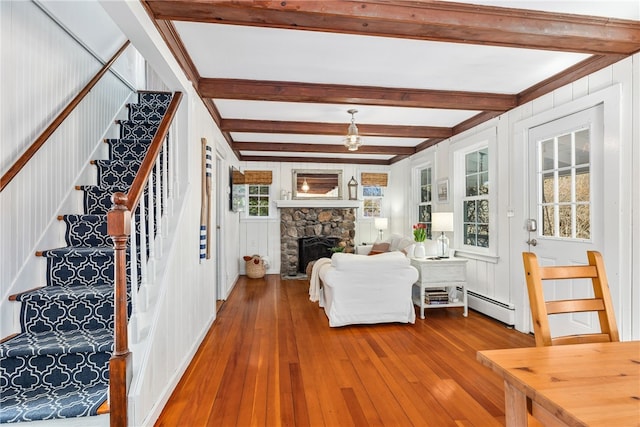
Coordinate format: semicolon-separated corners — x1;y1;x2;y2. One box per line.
344;109;363;151
301;178;310;192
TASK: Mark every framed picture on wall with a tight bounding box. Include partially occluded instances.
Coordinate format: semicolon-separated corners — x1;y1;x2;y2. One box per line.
437;178;449;203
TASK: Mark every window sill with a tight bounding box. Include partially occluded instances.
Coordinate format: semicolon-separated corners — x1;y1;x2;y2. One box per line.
453;249;499;264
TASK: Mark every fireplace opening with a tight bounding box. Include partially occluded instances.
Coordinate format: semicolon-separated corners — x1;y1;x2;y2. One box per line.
298;236;340;274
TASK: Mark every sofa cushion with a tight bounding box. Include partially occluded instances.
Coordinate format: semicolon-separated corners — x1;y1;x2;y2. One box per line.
331;251;410;271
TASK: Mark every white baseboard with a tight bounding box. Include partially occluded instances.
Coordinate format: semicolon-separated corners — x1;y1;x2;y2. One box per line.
468;290;515;326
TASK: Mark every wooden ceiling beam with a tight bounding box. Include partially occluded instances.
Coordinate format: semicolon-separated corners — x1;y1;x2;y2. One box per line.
221;119;452;139
239;155;390;165
144;0;640;55
233;142;414;156
199;78;515;111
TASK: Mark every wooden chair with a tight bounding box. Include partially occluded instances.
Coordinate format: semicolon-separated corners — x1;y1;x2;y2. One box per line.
522;251;619;347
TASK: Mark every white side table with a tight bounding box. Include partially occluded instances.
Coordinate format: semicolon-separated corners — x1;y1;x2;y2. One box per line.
410;257;468;319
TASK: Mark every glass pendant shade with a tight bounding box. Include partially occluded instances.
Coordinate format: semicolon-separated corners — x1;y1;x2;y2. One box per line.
344;109;363;151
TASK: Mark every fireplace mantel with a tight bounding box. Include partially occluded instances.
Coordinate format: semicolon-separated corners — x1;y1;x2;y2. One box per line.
274;200;361;209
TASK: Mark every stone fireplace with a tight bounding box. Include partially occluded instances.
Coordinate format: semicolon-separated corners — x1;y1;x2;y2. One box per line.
279;207;356;277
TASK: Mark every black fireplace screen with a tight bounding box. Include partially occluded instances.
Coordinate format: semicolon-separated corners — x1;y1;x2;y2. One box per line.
298;236;340;274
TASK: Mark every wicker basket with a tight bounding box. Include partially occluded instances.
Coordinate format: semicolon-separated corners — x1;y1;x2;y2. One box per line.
244;255;266;279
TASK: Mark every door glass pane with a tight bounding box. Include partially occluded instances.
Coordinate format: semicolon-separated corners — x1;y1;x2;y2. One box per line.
541;139;554;170
557;134;572;167
542;205;555;236
542;172;554;203
537;127;590;240
576;205;590;239
575;129;590;165
559;205;572;238
576;167;589;202
558;171;572;203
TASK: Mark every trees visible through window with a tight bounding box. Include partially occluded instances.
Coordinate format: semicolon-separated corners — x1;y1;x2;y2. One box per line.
417;167;433;239
248;185;270;217
463;148;489;248
539;128;590;239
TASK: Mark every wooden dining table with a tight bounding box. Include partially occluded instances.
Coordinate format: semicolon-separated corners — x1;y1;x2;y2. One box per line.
477;341;640;426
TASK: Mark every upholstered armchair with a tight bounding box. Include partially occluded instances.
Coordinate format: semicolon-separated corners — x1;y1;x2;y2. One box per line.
313;251;418;327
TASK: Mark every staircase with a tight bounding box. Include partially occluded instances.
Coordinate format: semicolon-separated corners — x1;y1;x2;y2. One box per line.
0;92;173;424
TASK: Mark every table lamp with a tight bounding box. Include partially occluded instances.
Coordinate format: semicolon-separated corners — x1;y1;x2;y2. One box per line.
432;212;453;257
374;217;388;241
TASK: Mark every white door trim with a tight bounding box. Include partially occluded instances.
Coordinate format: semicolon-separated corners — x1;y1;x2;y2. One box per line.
510;84;626;335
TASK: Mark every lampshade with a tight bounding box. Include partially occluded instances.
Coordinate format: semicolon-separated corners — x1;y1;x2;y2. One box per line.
374;217;388;231
344;109;363;151
432;212;454;232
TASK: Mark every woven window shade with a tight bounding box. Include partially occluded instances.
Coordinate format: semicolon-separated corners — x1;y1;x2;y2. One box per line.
232;170;245;184
361;172;388;187
244;170;273;185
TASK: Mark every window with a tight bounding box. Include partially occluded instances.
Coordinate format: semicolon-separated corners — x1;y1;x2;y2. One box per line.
417;167;433;239
361;172;388;218
362;185;383;217
247;185;270;217
463;148;489;248
539;128;590;239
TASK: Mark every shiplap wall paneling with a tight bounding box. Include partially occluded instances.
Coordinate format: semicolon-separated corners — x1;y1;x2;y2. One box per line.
0;0;133;336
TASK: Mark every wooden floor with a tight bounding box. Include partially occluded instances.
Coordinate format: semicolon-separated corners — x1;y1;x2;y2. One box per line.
155;274;535;426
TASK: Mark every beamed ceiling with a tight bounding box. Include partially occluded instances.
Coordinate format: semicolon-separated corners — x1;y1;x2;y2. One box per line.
141;0;640;165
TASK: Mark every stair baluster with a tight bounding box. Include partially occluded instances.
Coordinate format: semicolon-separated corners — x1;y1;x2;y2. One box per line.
108;92;182;427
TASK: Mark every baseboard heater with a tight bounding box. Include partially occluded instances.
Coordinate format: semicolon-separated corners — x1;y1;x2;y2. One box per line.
467;290;515;326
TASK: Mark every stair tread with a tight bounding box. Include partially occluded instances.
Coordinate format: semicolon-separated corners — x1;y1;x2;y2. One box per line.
0;91;169;424
14;283;113;302
93;159;141;166
105;138;152;143
0;328;113;358
0;379;108;423
40;246;115;258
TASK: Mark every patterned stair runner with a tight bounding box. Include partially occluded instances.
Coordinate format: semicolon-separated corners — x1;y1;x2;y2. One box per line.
0;91;172;423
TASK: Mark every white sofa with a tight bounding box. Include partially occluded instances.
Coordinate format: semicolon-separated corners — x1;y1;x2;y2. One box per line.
315;251;419;327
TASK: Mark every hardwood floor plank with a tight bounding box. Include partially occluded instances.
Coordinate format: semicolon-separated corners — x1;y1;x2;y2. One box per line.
155;275;535;426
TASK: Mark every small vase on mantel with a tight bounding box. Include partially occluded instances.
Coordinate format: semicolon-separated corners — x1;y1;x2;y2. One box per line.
413;242;426;258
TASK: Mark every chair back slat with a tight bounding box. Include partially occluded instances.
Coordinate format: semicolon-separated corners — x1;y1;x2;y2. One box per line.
538;265;598;280
522;251;619;347
545;298;605;315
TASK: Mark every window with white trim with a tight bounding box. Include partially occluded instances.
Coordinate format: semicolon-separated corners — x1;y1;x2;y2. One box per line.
463;148;489;248
244;170;273;218
417;166;433;239
247;185;270;217
361;172;388;218
454;127;496;256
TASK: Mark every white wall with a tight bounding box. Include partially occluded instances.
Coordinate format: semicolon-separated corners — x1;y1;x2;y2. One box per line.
398;54;639;340
0;1;137;335
236;161;392;275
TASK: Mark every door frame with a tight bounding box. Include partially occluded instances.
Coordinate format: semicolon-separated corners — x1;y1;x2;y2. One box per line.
510;84;626;335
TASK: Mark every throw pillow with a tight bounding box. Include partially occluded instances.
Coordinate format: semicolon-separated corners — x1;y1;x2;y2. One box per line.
368;242;390;256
